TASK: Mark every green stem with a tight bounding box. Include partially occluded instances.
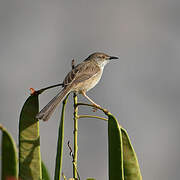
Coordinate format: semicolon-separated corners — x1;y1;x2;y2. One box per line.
38;83;63;94
78;115;108;121
76;102;110;115
62;172;67;180
73;93;78;179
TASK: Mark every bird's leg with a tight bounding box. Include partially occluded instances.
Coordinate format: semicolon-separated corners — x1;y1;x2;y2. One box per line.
81;91;101;109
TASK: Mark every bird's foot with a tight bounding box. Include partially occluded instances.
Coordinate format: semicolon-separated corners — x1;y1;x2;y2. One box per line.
91;103;109;115
92;103;101;112
92;107;97;112
103;108;109;115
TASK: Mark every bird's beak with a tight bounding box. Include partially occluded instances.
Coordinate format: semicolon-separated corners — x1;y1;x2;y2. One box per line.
109;56;119;60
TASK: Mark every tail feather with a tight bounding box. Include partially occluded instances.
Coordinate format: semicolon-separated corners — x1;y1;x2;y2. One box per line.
36;86;72;121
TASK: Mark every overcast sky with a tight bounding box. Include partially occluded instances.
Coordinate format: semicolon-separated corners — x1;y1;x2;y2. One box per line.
1;0;180;179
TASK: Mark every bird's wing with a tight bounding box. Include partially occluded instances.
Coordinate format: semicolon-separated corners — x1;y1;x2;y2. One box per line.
63;61;100;86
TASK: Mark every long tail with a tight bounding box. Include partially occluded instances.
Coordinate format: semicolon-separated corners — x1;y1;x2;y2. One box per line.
36;85;72;121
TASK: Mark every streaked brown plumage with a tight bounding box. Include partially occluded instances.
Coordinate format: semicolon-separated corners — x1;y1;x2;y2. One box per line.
36;52;118;121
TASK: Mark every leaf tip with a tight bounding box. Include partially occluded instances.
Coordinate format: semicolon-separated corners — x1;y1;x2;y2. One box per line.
29;88;36;95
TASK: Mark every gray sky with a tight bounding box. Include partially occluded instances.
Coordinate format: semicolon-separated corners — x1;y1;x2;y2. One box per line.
1;0;180;179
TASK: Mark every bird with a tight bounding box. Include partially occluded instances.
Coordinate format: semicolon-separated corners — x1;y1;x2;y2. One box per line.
36;52;118;121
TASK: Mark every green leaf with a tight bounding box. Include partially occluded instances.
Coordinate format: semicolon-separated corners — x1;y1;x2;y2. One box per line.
107;113;142;180
42;161;51;180
86;178;96;180
54;95;69;180
121;128;142;180
108;114;124;180
19;94;42;180
0;125;18;180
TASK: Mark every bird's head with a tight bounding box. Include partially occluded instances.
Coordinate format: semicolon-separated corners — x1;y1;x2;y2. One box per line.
86;52;119;68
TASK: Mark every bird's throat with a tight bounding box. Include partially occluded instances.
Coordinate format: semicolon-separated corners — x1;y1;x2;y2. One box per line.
97;60;109;70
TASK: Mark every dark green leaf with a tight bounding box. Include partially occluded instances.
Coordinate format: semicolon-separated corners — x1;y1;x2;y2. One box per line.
54;95;69;180
0;125;18;180
108;114;124;180
121;128;142;180
107;113;142;180
19;94;42;180
42;161;51;180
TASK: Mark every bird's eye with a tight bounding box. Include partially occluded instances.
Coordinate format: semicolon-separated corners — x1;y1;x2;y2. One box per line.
102;56;105;59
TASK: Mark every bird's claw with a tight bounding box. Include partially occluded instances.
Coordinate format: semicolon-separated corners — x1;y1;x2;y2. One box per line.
92;104;101;112
103;108;109;115
92;107;97;112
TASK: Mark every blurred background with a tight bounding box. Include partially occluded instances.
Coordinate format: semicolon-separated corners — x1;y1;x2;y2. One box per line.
1;0;180;179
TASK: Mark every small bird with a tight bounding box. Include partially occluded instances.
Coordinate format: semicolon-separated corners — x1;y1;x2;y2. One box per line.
36;52;118;121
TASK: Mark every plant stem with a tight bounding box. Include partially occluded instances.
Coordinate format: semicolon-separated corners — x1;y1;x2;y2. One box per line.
38;83;63;94
76;102;110;115
78;115;108;121
73;93;78;179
